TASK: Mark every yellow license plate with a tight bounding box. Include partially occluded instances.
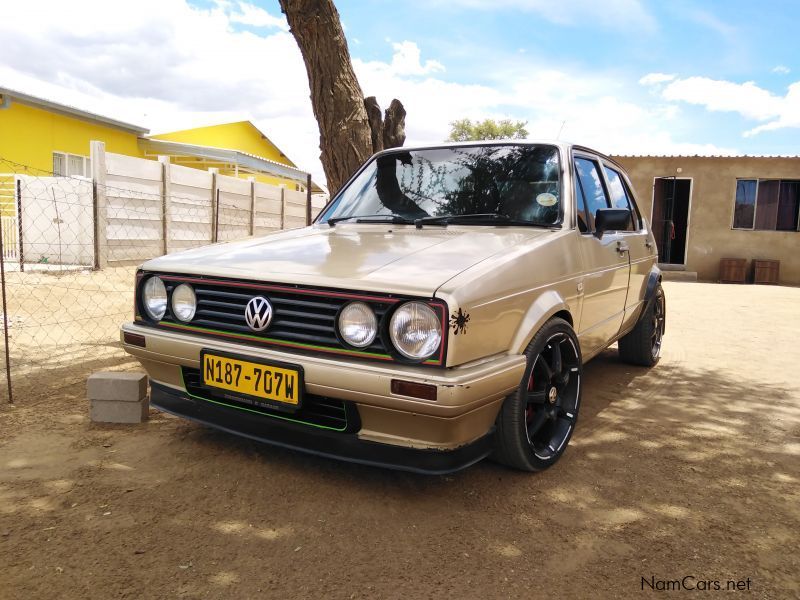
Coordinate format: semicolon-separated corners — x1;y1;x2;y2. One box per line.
201;352;302;408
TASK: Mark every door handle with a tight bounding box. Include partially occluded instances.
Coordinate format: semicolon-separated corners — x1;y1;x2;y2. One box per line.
645;239;654;249
616;241;630;254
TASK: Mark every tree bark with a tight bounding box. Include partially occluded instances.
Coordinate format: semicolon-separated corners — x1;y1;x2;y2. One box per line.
279;0;407;195
382;99;406;149
279;0;373;195
364;96;384;154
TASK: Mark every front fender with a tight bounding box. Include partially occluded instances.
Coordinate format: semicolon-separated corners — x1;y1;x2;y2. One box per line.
509;289;572;354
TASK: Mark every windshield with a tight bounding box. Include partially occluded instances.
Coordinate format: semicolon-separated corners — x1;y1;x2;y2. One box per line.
320;144;562;226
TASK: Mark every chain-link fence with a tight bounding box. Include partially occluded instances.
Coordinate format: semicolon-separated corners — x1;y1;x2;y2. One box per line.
0;149;325;402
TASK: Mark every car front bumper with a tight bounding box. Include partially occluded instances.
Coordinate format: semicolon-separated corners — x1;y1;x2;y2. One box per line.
120;322;526;467
150;381;494;474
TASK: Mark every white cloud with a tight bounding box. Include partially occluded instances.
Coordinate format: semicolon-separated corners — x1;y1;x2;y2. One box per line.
0;0;321;176
642;74;800;137
661;77;783;120
227;1;288;30
0;0;743;187
357;57;736;157
639;72;676;86
389;41;445;76
442;0;655;30
745;82;800;136
772;65;791;75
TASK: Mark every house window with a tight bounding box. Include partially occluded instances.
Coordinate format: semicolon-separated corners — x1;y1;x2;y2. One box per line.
733;179;757;229
734;178;800;231
777;181;800;231
52;152;91;177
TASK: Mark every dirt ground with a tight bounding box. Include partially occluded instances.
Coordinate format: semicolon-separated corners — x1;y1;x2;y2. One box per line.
1;281;798;599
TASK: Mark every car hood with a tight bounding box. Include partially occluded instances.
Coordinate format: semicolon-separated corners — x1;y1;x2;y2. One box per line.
141;223;553;296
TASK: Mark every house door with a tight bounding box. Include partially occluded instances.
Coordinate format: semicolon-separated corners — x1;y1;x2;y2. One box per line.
652;177;691;265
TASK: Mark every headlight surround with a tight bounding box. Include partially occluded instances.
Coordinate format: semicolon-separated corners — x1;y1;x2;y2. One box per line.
338;301;378;348
142;276;167;321
171;283;197;322
389;301;442;360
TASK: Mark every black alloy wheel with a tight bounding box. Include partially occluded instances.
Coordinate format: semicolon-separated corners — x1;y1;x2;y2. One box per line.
493;317;582;471
650;286;666;361
619;283;666;367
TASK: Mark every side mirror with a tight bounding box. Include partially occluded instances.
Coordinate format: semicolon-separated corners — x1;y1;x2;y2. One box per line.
594;208;630;238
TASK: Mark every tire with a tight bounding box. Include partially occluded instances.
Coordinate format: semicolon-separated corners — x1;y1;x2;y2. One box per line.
492;317;582;472
618;283;665;367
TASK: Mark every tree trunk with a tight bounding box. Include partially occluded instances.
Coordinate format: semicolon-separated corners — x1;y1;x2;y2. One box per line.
364;96;384;154
279;0;407;195
382;99;406;149
279;0;373;195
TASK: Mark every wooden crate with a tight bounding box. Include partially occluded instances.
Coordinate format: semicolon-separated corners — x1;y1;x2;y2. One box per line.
719;258;747;283
752;259;780;285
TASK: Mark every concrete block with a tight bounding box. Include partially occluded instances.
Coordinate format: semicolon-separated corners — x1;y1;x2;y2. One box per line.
90;397;149;424
87;372;148;401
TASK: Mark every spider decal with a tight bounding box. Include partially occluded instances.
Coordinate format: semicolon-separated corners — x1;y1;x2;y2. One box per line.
449;308;471;335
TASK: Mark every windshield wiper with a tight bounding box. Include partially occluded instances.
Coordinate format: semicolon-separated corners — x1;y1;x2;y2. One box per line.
327;214;416;226
414;213;554;228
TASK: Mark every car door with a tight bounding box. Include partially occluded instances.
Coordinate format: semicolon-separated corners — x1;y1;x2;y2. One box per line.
600;162;656;332
572;154;631;356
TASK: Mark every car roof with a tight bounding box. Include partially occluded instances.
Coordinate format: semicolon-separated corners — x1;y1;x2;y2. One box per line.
373;140;626;171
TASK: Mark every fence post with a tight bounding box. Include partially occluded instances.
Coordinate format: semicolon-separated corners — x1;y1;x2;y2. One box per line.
90;141;108;269
279;185;286;230
15;178;23;272
0;210;12;403
158;156;171;255
306;174;312;226
248;176;256;237
209;168;219;243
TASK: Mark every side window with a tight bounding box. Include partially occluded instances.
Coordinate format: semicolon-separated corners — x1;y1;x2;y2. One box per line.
574;172;589;233
574;158;610;225
603;166;636;231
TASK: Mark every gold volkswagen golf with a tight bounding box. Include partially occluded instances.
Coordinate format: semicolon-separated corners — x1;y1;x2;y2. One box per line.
121;141;665;473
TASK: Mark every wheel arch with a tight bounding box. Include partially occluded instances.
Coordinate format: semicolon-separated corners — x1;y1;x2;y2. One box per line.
510;290;573;355
643;265;665;333
644;265;663;304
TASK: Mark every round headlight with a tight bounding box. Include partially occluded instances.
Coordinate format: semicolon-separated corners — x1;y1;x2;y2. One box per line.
389;301;442;360
142;276;167;321
171;283;197;322
338;302;378;348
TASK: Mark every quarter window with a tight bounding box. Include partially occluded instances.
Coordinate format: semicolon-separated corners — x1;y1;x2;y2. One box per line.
603;166;636;231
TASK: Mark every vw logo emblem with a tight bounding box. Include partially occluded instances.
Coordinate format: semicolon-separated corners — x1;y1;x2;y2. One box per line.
244;296;273;332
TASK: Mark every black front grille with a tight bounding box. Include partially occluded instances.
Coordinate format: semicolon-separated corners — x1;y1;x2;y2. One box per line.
135;272;448;366
182;368;360;432
159;276;393;356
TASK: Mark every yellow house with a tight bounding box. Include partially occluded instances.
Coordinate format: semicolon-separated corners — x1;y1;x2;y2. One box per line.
0;86;322;216
0;85;147;215
0;86;146;176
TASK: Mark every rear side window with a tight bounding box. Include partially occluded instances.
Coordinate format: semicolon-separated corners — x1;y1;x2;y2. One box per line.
603;166;637;231
574;158;610;226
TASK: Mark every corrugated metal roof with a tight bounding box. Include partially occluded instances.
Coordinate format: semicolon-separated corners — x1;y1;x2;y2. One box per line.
612;154;800;159
0;85;149;134
140;137;325;192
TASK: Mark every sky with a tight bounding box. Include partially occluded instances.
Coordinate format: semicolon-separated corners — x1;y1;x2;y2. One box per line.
1;0;799;184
